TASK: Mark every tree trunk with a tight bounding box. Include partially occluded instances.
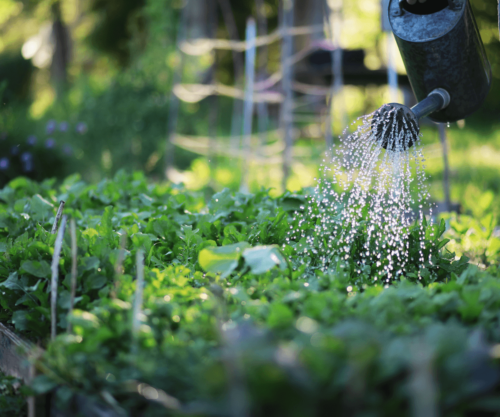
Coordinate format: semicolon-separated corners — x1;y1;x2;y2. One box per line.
50;1;71;97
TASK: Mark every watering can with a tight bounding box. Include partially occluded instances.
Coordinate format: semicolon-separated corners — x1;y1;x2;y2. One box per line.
373;0;491;149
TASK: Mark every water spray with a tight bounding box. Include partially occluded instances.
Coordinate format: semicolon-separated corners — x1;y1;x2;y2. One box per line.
290;0;493;280
373;0;491;151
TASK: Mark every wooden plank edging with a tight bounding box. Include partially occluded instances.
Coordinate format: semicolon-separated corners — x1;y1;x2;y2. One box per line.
0;322;121;417
0;322;33;382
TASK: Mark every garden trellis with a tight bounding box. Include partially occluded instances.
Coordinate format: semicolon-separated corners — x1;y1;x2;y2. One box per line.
164;0;345;190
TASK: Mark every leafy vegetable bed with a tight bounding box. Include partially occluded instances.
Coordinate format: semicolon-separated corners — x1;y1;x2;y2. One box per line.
0;372;27;416
1;172;500;417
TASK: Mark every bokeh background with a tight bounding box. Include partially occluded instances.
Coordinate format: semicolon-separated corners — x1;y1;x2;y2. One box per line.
0;0;498;215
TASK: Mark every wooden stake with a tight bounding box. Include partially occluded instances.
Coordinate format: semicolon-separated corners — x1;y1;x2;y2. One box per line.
218;0;245;150
51;215;67;340
165;3;188;178
51;200;65;234
409;340;438;417
281;0;295;192
332;0;345;130
240;18;257;193
27;360;35;417
209;287;250;417
112;231;128;299
322;0;334;151
67;218;77;333
132;250;145;339
255;0;269;158
438;123;451;212
208;0;219;182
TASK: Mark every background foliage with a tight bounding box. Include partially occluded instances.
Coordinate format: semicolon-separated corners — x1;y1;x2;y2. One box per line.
0;0;498;198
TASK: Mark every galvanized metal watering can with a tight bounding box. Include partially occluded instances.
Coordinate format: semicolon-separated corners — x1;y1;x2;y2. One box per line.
373;0;492;149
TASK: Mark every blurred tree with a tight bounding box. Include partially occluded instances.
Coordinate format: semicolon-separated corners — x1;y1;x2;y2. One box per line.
50;1;71;97
89;0;146;66
470;0;500;118
0;52;33;103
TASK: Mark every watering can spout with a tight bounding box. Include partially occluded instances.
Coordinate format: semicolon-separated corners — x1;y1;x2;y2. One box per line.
410;89;450;121
371;89;451;151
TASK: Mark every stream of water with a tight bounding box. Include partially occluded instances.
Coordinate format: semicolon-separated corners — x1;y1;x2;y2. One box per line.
288;106;433;283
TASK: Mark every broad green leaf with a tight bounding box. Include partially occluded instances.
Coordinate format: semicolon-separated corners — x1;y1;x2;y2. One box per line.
96;206;114;239
0;272;25;291
139;193;154;207
242;245;287;275
199;242;250;278
68;310;100;329
30;375;58;394
86;274;108;290
58;290;83;309
81;256;100;271
267;303;294;328
436;239;450;250
30;194;54;221
132;233;156;252
280;196;305;212
20;260;51;278
12;310;28;331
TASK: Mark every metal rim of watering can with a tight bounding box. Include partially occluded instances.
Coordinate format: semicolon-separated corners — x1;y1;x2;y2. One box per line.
429;88;451;110
410;88;451;120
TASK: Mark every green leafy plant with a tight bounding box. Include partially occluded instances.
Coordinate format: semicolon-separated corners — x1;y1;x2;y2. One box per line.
0;372;27;416
0;171;499;416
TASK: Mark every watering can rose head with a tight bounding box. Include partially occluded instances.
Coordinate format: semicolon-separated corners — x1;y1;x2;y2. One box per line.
371;89;450;151
371;103;419;152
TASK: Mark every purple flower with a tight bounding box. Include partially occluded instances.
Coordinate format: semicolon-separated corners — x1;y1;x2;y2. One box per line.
21;152;32;162
63;144;73;155
45;138;55;148
27;135;37;146
46;120;56;134
21;153;33;172
0;157;9;170
76;122;88;134
59;121;69;132
10;145;19;155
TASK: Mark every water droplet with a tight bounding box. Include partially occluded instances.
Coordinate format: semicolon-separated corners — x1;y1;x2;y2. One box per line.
286;107;430;284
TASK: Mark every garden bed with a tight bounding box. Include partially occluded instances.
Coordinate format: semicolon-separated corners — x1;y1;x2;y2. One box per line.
1;172;500;416
0;323;32;381
0;322;120;417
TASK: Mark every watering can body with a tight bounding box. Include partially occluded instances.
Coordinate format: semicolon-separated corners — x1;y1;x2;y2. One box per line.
388;0;491;123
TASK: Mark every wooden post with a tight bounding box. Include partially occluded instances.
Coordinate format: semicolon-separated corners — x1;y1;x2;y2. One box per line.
132;250;145;340
323;0;335;151
240;18;257;193
409;340;438;417
51;201;65;235
112;231;127;299
208;0;219;181
218;0;245;150
165;3;188;179
67;219;78;333
255;0;269;157
438;123;451;212
50;1;71;97
329;0;345;134
281;0;295;192
51;215;67;341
